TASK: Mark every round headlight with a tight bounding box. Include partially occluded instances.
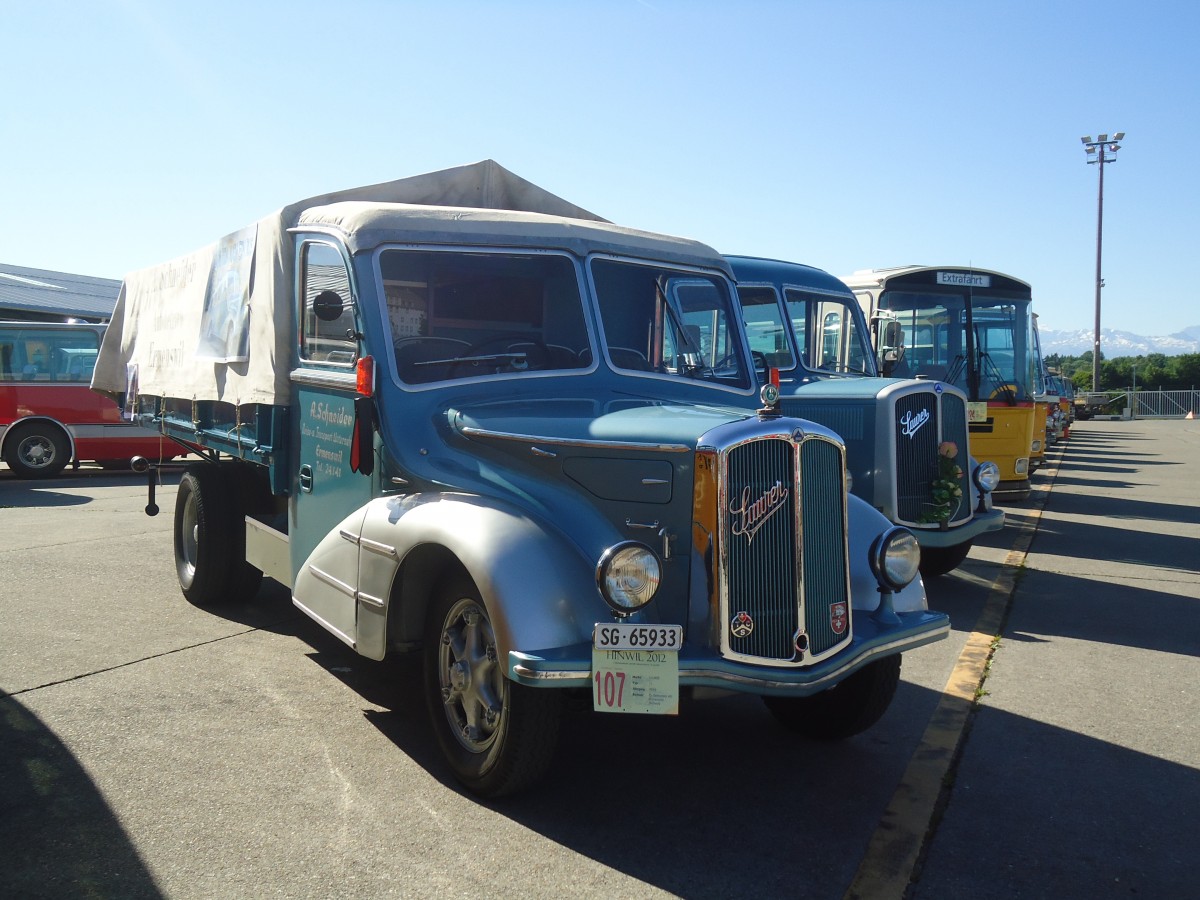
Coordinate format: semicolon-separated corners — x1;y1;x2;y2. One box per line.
973;460;1001;494
869;527;921;593
597;542;661;613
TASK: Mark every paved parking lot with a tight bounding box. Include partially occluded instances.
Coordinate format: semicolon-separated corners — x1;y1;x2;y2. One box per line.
2;419;1197;899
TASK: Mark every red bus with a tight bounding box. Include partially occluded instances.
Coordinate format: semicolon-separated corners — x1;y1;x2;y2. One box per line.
1;321;186;478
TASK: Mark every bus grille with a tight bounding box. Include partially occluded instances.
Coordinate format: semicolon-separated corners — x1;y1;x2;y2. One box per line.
722;433;850;664
895;390;971;526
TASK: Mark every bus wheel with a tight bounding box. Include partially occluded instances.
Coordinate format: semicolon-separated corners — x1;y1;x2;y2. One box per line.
763;654;901;740
918;540;973;578
174;465;262;606
424;575;562;798
4;422;69;478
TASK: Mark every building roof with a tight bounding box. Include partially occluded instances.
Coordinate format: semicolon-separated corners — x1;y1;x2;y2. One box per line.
0;263;121;321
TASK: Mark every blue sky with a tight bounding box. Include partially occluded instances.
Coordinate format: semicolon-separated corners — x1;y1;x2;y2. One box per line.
4;0;1197;335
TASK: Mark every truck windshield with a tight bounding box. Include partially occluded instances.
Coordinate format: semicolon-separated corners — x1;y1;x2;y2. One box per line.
380;249;592;385
590;258;751;390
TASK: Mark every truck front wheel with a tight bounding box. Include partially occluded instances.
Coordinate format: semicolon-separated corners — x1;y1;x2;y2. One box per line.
763;654;901;740
174;465;262;606
424;576;562;798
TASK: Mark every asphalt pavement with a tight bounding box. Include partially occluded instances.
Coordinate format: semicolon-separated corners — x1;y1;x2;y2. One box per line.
914;419;1200;898
1;419;1197;899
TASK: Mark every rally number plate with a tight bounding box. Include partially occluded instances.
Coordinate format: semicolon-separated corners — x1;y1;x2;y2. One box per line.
591;624;681;715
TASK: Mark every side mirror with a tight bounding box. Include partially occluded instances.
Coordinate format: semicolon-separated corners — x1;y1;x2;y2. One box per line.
312;290;345;322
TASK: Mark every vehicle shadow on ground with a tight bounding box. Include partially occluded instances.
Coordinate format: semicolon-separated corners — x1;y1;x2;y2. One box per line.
0;696;164;899
910;702;1199;899
1001;567;1200;655
0;467;182;508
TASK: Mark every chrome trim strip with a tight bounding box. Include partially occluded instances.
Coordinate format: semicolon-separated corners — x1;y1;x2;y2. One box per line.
339;528;359;545
357;592;386;610
358;536;399;560
458;424;691;453
308;566;357;599
290;368;358;390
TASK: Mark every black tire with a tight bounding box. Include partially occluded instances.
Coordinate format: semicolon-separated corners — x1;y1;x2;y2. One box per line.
763;654;901;740
174;464;262;606
3;421;70;478
424;575;562;798
918;540;973;578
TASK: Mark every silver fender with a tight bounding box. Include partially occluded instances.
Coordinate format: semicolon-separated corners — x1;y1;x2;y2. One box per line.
353;492;610;663
847;494;927;614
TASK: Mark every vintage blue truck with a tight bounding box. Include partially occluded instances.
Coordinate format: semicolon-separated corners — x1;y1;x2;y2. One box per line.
94;162;949;797
727;256;1005;577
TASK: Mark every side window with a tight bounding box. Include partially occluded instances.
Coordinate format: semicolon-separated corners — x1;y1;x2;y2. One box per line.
300;242;357;366
1;329;98;382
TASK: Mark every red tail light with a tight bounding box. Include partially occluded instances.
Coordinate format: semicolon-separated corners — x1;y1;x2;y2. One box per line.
356;356;374;397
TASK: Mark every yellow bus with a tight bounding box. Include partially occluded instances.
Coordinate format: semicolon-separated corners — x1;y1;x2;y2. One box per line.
843;267;1038;500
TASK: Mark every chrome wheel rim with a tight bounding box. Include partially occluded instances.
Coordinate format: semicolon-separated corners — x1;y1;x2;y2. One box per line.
437;597;505;754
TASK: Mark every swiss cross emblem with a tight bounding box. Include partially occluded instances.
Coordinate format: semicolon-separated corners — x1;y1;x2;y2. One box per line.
830;602;848;635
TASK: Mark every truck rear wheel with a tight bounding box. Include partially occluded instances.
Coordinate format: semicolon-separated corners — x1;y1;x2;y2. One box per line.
174;465;263;606
4;421;69;478
424;575;562;797
918;540;973;578
763;654;901;740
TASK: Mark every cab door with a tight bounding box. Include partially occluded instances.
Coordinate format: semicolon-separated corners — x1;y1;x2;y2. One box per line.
289;239;374;646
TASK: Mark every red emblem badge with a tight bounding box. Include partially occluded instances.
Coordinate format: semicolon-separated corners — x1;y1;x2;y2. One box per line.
830;602;848;635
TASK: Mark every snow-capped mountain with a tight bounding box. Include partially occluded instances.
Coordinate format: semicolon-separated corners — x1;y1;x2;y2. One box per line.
1038;325;1200;357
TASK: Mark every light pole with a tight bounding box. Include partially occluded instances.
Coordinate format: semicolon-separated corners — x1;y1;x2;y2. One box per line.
1081;132;1125;392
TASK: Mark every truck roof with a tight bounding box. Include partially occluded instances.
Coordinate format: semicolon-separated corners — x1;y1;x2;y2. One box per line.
297;201;728;271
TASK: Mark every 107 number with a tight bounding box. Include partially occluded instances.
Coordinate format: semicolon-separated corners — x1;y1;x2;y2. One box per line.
594;670;626;709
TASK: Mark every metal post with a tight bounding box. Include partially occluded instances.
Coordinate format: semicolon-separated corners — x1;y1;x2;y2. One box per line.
1093;148;1105;392
1081;133;1125;392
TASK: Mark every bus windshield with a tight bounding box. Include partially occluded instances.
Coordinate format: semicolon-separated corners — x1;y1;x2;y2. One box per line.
880;291;1034;402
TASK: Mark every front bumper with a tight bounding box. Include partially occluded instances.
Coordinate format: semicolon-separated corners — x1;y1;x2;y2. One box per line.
508;609;949;697
909;507;1005;548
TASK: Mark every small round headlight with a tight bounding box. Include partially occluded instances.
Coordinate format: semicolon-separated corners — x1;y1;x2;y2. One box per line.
973;460;1001;494
869;527;921;593
597;542;661;613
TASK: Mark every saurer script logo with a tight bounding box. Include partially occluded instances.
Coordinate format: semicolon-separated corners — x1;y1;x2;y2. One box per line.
900;407;931;439
730;481;789;545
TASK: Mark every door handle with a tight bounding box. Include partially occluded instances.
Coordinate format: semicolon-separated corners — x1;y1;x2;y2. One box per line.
299;464;314;493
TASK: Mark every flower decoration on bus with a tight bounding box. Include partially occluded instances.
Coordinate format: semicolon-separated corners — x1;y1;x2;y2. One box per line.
919;441;964;525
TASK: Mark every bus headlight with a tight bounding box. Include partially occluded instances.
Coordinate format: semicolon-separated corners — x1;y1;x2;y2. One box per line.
868;527;921;593
597;542;661;614
973;461;1001;494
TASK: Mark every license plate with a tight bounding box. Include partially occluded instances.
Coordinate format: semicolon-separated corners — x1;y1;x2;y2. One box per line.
593;623;682;651
592;623;681;715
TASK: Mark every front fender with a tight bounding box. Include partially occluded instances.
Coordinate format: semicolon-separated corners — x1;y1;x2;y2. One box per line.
847;493;927;614
355;492;611;664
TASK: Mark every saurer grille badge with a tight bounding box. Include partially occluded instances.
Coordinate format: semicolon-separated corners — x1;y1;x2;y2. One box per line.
830;601;848;635
900;407;931;439
731;611;755;638
729;480;789;545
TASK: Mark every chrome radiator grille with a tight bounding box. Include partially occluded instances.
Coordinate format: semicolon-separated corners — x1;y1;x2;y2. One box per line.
894;389;971;526
721;432;851;665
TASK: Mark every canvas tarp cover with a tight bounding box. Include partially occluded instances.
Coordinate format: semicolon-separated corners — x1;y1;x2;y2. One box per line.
91;160;607;406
